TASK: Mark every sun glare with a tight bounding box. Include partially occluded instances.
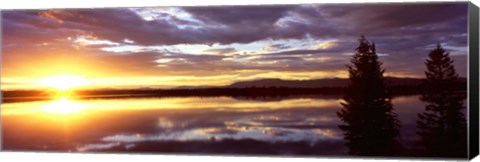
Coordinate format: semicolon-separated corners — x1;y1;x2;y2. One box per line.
41;97;85;114
39;75;88;90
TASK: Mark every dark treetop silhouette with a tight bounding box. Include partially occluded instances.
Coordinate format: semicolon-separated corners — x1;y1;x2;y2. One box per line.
337;35;401;156
416;44;467;158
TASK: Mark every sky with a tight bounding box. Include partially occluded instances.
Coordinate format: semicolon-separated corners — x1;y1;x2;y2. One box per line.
1;2;469;90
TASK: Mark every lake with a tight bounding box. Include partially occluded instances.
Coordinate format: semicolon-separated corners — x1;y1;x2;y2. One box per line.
0;95;447;156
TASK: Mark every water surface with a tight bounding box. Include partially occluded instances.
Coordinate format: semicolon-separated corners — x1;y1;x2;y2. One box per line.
2;95;427;156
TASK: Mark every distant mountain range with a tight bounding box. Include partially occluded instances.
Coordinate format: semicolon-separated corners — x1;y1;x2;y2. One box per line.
2;77;467;103
228;78;350;88
225;77;466;89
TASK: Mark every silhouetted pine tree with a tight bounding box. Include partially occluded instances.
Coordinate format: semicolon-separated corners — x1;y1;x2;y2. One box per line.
416;43;467;157
337;35;400;156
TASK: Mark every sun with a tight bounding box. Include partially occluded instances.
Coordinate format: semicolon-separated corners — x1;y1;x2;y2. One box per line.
39;75;88;90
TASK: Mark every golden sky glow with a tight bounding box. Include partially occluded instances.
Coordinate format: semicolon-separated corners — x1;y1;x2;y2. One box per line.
38;75;89;90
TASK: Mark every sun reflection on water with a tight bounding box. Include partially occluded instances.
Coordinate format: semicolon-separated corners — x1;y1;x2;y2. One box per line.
41;97;85;115
2;97;341;116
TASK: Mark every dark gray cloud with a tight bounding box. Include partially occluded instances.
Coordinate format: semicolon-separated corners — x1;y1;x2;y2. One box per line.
3;3;468;47
183;5;293;25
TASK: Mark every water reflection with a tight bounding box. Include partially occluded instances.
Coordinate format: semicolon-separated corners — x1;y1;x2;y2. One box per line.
338;82;401;156
0;95;446;156
1;96;346;154
2;97;341;116
41;97;85;115
416;91;467;157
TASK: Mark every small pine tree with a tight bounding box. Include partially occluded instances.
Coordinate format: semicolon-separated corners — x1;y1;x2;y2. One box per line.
416;43;467;157
338;35;400;156
424;43;459;87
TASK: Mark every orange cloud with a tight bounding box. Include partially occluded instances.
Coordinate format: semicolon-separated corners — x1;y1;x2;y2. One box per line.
38;10;70;24
310;41;338;50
